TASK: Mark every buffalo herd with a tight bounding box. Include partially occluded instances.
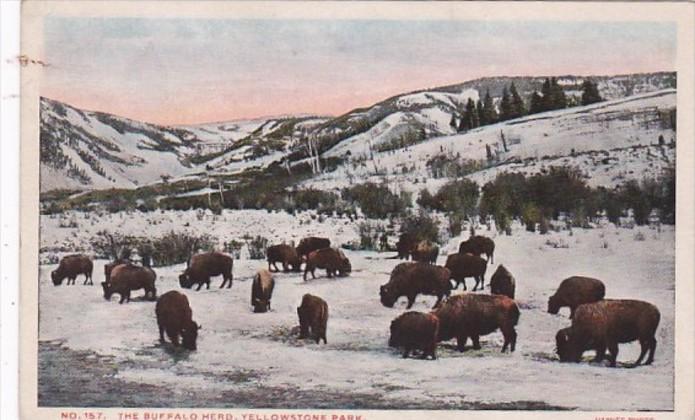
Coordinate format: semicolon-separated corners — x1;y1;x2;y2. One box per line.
49;232;660;368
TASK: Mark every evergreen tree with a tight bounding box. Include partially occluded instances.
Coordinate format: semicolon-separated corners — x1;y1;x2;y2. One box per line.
550;77;567;110
475;99;484;127
449;113;458;130
509;82;526;119
540;78;552;112
459;98;478;131
529;91;544;114
581;79;603;105
482;90;498;125
499;86;512;121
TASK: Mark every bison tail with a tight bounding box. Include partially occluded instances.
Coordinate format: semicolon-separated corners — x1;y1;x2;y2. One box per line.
509;304;521;326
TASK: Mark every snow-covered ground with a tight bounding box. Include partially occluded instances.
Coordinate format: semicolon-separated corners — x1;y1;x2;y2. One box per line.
39;211;674;410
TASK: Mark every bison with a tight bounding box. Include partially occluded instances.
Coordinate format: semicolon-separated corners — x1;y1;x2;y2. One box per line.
179;252;233;290
490;265;516;299
548;276;605;318
303;248;351;281
51;254;93;286
411;240;439;264
445;253;488;291
296;237;331;260
389;311;440;360
251;269;275;313
101;263;156;304
555;299;660;367
433;293;520;352
155;290;201;351
380;262;452;309
395;233;418;260
266;244;302;273
458;235;495;264
297;294;328;344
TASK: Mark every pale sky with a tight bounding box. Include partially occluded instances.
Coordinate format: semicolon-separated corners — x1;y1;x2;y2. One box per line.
42;18;676;125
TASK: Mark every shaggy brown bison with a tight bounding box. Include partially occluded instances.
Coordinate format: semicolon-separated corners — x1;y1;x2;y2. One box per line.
458;235;495;264
490;265;516;299
155;291;200;351
179;252;233;290
296;237;331;259
433;293;520;352
303;248;351;281
548;276;605;318
395;233;418;260
251;269;275;313
380;262;452;309
555;299;660;367
389;311;440;360
411;240;439;264
266;244;302;272
51;255;93;286
297;294;328;344
101;263;156;304
445;253;488;291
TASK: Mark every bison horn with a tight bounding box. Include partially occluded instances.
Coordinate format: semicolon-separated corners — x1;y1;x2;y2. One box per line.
198;325;202;330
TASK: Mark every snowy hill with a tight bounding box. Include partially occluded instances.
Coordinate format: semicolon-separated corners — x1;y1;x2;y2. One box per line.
39;71;675;193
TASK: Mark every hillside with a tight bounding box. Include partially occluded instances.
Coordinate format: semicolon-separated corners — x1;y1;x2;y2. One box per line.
39;71;676;193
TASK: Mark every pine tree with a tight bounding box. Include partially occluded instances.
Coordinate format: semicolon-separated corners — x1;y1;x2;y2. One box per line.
581;79;603;105
482;90;498;125
550;77;567;110
509;82;526;119
499;86;512;121
529;91;543;114
540;78;552;112
459;98;478;131
449;113;458;130
475;99;484;127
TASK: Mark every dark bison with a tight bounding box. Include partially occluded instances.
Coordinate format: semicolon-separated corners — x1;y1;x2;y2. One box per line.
380;262;452;309
296;237;331;260
303;248;351;281
297;294;328;344
155;290;200;351
389;311;440;360
51;254;93;286
266;244;302;272
104;258;129;282
251;269;275;313
445;253;488;291
101;263;156;304
555;299;660;367
179;252;233;290
434;293;520;352
411;240;439;264
395;233;418;260
458;235;495;264
548;276;605;318
490;265;516;299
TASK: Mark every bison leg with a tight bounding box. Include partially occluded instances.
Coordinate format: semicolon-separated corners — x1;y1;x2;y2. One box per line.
592;345;606;363
607;341;619;367
502;328;517;353
158;324;165;343
432;295;443;309
456;335;468;352
406;294;416;309
569;306;576;319
632;340;650;367
429;343;437;360
402;348;410;359
282;262;289;273
645;338;657;365
472;335;481;350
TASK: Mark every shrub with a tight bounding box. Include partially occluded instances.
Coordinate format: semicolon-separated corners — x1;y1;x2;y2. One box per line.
356;221;387;250
522;203;541;232
447;211;465;237
421;179;479;216
634;231;646;241
342;182;410;219
134;231;216;267
224;240;244;259
400;211;440;244
244;235;269;260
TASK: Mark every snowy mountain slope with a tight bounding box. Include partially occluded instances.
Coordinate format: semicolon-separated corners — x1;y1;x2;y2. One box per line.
304;89;676;192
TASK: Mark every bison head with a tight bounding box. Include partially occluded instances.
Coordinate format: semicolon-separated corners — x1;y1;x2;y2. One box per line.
555;328;581;362
380;285;397;308
181;322;201;351
338;258;352;277
253;298;271;313
51;270;63;286
547;295;561;314
388;319;401;347
179;270;194;289
101;281;113;300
